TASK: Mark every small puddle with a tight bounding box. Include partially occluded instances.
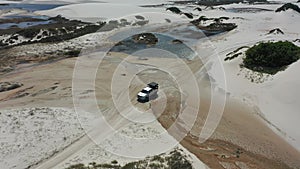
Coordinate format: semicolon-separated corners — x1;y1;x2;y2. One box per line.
0;20;55;29
226;7;273;13
3;15;50;20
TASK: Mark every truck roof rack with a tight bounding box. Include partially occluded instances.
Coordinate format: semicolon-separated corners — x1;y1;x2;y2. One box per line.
148;82;158;89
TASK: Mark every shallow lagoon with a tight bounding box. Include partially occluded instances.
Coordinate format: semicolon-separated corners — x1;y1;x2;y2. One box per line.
0;3;64;29
0;3;64;12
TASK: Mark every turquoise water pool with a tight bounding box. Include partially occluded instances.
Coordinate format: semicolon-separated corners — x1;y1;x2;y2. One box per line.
109;33;197;60
0;3;64;12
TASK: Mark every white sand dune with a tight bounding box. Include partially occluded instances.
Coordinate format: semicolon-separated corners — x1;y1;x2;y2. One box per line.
204;4;300;151
36;3;162;20
35;2;192;23
0;107;96;169
258;61;300;150
22;0;168;5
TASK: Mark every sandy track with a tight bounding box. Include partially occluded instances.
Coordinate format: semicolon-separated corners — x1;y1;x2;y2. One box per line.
1;49;300;169
33;117;113;169
1;27;300;169
17;52;202;168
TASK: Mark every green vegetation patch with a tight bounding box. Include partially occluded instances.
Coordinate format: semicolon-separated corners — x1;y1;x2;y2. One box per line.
242;41;300;74
275;3;300;13
225;52;242;61
64;49;81;57
65;149;192;169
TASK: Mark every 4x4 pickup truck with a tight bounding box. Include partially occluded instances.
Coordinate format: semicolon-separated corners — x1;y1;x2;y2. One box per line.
137;82;158;103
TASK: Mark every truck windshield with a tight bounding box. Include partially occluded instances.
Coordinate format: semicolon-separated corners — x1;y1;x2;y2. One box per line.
142;89;150;93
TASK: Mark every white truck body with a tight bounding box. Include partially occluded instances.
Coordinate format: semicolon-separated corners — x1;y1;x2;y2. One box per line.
137;82;158;102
